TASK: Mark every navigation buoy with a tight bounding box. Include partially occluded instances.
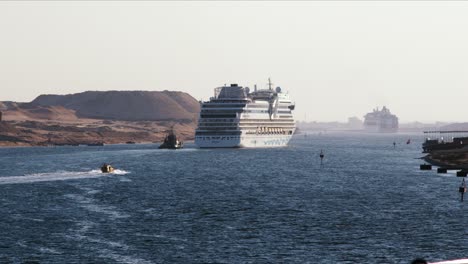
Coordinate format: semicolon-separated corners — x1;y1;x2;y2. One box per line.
393;142;396;148
319;150;324;166
459;178;466;202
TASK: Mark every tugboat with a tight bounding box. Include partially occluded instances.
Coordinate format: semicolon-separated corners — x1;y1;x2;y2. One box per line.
159;128;183;149
101;163;115;173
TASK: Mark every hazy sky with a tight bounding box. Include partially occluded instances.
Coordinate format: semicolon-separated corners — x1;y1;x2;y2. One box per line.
1;1;468;122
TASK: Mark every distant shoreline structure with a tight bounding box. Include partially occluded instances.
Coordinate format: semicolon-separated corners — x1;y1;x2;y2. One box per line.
296;119;449;133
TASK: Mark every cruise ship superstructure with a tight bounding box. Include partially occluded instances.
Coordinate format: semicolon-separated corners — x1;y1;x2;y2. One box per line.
195;80;296;148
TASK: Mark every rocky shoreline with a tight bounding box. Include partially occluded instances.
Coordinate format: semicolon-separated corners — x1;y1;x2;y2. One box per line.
0;119;196;147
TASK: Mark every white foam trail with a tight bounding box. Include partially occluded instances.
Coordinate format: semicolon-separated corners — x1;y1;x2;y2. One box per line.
112;169;129;175
37;246;61;254
0;169;130;185
65;194;130;219
66;221;153;264
98;248;154;264
431;259;468;264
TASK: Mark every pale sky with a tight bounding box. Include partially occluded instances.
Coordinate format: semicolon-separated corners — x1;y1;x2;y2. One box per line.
1;1;468;123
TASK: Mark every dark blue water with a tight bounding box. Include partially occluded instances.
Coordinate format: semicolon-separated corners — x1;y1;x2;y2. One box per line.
0;133;467;263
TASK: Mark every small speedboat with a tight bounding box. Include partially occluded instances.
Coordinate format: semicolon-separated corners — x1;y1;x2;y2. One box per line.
101;164;115;173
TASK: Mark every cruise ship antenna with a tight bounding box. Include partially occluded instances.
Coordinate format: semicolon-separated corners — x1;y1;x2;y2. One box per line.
268;78;273;90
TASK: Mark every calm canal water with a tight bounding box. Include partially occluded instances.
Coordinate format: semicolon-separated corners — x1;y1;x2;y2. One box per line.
0;132;466;263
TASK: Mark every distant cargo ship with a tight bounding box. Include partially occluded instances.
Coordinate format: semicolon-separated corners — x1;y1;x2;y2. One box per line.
195;79;296;148
363;106;398;133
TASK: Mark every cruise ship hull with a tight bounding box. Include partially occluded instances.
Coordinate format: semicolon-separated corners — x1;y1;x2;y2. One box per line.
195;134;293;148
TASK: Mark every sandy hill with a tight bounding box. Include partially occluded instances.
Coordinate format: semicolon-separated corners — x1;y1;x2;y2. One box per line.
3;104;81;122
29;90;200;121
0;122;19;134
0;101;19;111
0;90;200;146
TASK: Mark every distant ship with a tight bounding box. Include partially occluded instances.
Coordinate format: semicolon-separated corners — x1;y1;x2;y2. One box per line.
195;79;296;148
363;106;399;133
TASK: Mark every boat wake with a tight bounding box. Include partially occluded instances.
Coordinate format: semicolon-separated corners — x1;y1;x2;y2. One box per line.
0;169;130;185
106;169;129;175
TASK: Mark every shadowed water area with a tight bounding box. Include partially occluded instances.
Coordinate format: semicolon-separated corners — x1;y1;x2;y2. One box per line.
0;133;467;263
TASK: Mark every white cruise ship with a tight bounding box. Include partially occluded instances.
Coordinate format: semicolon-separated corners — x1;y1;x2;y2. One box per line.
195;80;296;148
363;106;399;133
